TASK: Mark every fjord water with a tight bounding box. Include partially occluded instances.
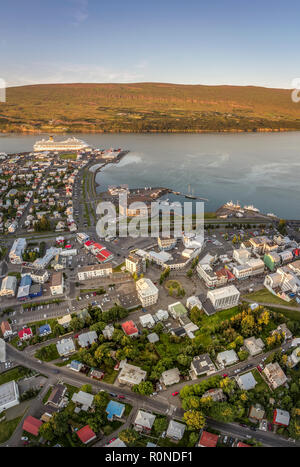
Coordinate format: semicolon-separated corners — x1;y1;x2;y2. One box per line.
1;132;300;219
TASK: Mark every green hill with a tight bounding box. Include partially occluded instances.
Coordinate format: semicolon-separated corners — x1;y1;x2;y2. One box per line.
0;82;299;133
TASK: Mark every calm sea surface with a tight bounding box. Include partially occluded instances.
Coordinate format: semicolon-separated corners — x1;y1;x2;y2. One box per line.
1;132;300;218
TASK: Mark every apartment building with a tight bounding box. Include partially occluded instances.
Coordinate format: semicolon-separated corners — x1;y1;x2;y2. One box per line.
77;263;112;281
207;285;240;310
136;278;158;307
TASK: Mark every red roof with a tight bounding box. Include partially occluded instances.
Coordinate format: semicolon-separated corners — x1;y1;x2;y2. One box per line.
237;442;251;447
23;416;42;436
18;328;33;340
84;240;94;247
199;431;219;447
96;253;106;263
77;425;96;444
99;249;112;259
92;243;104;251
122;320;138;336
1;320;11;333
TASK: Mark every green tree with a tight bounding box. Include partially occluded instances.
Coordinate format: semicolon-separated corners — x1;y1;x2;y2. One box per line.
183;410;206;430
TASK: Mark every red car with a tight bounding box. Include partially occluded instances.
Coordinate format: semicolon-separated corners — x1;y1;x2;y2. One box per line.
172;392;179;397
117;395;125;399
222;373;228;378
109;438;116;444
257;365;263;373
93;292;97;296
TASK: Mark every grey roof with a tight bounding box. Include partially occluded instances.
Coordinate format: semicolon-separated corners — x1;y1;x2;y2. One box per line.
134;410;156;429
237;372;257;390
167;420;186;439
274;409;290;426
147;332;159;343
56;338;75;356
78;331;97;348
0;339;6;363
0;381;19;411
71;391;94;410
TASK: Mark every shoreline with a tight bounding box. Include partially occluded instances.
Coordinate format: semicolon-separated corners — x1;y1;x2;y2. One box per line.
1;128;300;136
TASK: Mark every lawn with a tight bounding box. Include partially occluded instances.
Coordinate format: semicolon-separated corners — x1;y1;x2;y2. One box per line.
102;370;118;384
0;415;23;444
244;288;298;306
252;369;271;393
34;343;60;362
59;153;77;160
0;366;30;385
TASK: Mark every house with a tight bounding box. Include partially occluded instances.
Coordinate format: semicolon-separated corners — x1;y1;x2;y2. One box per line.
249;404;265;423
121;320;139;338
263;362;287;389
0;381;19;413
244;336;265;356
198;431;219;447
272;323;292;341
134;410;156;432
18;328;33;341
23;415;42;437
147;332;159;344
46;384;67;409
288;346;300;368
125;254;145;275
186;295;202;311
155;309;169;322
107;438;126;447
191;354;216;377
38;324;51;337
56;338;76;357
237;442;251;447
236;372;257;391
160;368;180;387
166;420;186;441
77;263;112;281
168;302;188;320
118;363;147;387
273;409;290;427
50;271;64;295
57;314;72;328
70;360;83;372
72;391;94;412
0;276;17;297
106;400;125;421
136;278;159;307
139;314;155;329
9;237;26;264
216;350;239;367
76;425;96;444
78;331;98;348
1;321;12;338
90;369;104;380
102;324;115;340
202;388;226;402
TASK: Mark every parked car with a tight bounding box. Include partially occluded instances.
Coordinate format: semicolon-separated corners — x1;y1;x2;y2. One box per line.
222;373;228;378
257;365;263;373
172;392;179;397
117;395;125;399
21;437;28;441
109;438;116;444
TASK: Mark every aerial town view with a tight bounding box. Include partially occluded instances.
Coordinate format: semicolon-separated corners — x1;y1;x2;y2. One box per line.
0;0;300;459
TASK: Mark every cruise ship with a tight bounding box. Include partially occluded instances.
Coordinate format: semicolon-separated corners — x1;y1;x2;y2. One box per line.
34;136;90;152
244;204;260;213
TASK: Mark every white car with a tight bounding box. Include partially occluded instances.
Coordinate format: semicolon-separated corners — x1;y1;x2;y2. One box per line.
21;437;28;441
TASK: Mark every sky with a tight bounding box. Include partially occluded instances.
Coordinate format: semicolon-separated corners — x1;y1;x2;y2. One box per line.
1;0;300;88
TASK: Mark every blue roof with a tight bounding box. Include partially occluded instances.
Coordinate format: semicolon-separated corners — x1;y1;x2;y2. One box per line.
106;400;125;421
39;324;51;334
20;274;32;287
70;360;82;369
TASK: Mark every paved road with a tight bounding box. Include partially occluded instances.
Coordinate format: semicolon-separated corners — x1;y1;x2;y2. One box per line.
6;343;300;448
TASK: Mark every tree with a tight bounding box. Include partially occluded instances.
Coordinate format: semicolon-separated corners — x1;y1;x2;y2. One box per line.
81;384;92;394
153;417;168;435
119;429;139;446
183;410;206;430
69;317;85;332
189;431;199;446
132;381;153;396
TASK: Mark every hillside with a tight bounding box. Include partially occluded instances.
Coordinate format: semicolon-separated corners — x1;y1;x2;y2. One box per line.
0;82;300;133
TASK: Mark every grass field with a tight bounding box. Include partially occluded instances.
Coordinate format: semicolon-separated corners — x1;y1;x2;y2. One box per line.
0;367;30;385
244;289;297;306
59;153;77;160
0;415;24;444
